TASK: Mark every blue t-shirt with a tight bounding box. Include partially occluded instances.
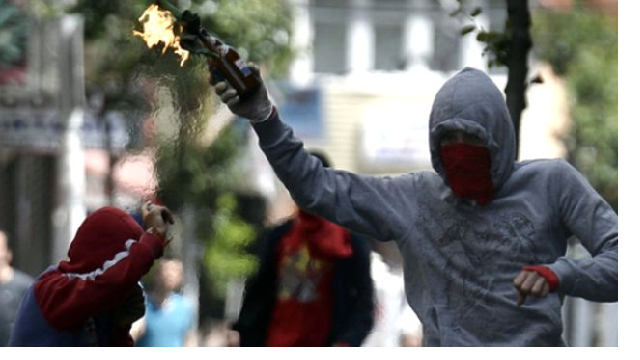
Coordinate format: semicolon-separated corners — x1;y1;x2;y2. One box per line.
136;293;195;347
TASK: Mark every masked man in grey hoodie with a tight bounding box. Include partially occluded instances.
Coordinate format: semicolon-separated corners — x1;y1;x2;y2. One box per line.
212;67;617;346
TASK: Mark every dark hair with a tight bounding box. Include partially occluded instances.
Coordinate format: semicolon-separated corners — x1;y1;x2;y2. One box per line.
309;149;332;168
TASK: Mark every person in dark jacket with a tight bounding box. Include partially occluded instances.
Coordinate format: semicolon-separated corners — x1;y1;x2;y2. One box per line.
233;151;375;347
0;230;33;346
9;201;174;346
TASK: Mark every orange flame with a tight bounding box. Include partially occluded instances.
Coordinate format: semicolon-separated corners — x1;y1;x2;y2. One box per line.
133;4;189;66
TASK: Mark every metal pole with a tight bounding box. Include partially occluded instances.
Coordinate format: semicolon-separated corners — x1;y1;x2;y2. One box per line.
51;15;86;263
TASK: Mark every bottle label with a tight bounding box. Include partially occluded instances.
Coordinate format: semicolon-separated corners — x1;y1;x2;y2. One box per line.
236;59;252;76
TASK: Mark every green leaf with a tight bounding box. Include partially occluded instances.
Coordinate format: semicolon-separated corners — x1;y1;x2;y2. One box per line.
531;8;617;211
461;25;476;36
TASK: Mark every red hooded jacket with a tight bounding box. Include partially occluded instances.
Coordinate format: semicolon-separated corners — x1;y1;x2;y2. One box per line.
16;206;165;346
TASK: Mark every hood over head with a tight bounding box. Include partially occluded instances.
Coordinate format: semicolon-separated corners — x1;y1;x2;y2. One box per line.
59;206;144;274
429;67;516;191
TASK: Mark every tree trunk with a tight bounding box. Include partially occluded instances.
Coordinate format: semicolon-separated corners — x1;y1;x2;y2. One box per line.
504;0;532;159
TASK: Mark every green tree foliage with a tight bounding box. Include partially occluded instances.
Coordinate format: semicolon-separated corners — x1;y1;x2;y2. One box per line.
142;0;292;301
62;0;294;303
0;0;29;67
205;193;258;296
68;0;293;113
531;5;618;211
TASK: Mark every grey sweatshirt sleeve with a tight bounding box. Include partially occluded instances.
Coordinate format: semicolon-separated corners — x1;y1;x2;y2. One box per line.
546;161;618;302
251;112;417;242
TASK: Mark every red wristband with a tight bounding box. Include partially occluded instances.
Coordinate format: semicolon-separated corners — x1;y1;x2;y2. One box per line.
523;265;559;292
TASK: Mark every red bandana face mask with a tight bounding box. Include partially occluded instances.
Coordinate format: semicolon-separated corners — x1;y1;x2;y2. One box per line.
440;144;494;205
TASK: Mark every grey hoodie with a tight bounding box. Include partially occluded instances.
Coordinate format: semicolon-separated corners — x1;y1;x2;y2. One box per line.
252;67;618;346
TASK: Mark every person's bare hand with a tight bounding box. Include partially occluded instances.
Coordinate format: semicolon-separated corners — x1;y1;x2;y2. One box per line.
513;269;549;306
141;201;175;240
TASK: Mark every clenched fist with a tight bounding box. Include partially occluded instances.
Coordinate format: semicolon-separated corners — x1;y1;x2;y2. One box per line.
141;201;175;242
513;269;549;306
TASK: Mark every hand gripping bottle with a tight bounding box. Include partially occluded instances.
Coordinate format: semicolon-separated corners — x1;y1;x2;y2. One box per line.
180;11;262;100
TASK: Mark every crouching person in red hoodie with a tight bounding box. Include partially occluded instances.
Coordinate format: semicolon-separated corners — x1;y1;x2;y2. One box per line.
9;201;174;346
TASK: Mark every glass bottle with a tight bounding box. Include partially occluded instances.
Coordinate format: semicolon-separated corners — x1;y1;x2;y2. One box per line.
178;10;262;100
197;30;262;99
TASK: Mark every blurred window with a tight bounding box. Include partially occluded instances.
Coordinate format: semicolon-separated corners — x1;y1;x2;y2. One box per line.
430;14;461;71
311;0;349;74
310;0;484;74
374;22;404;70
312;21;348;74
487;0;508;75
